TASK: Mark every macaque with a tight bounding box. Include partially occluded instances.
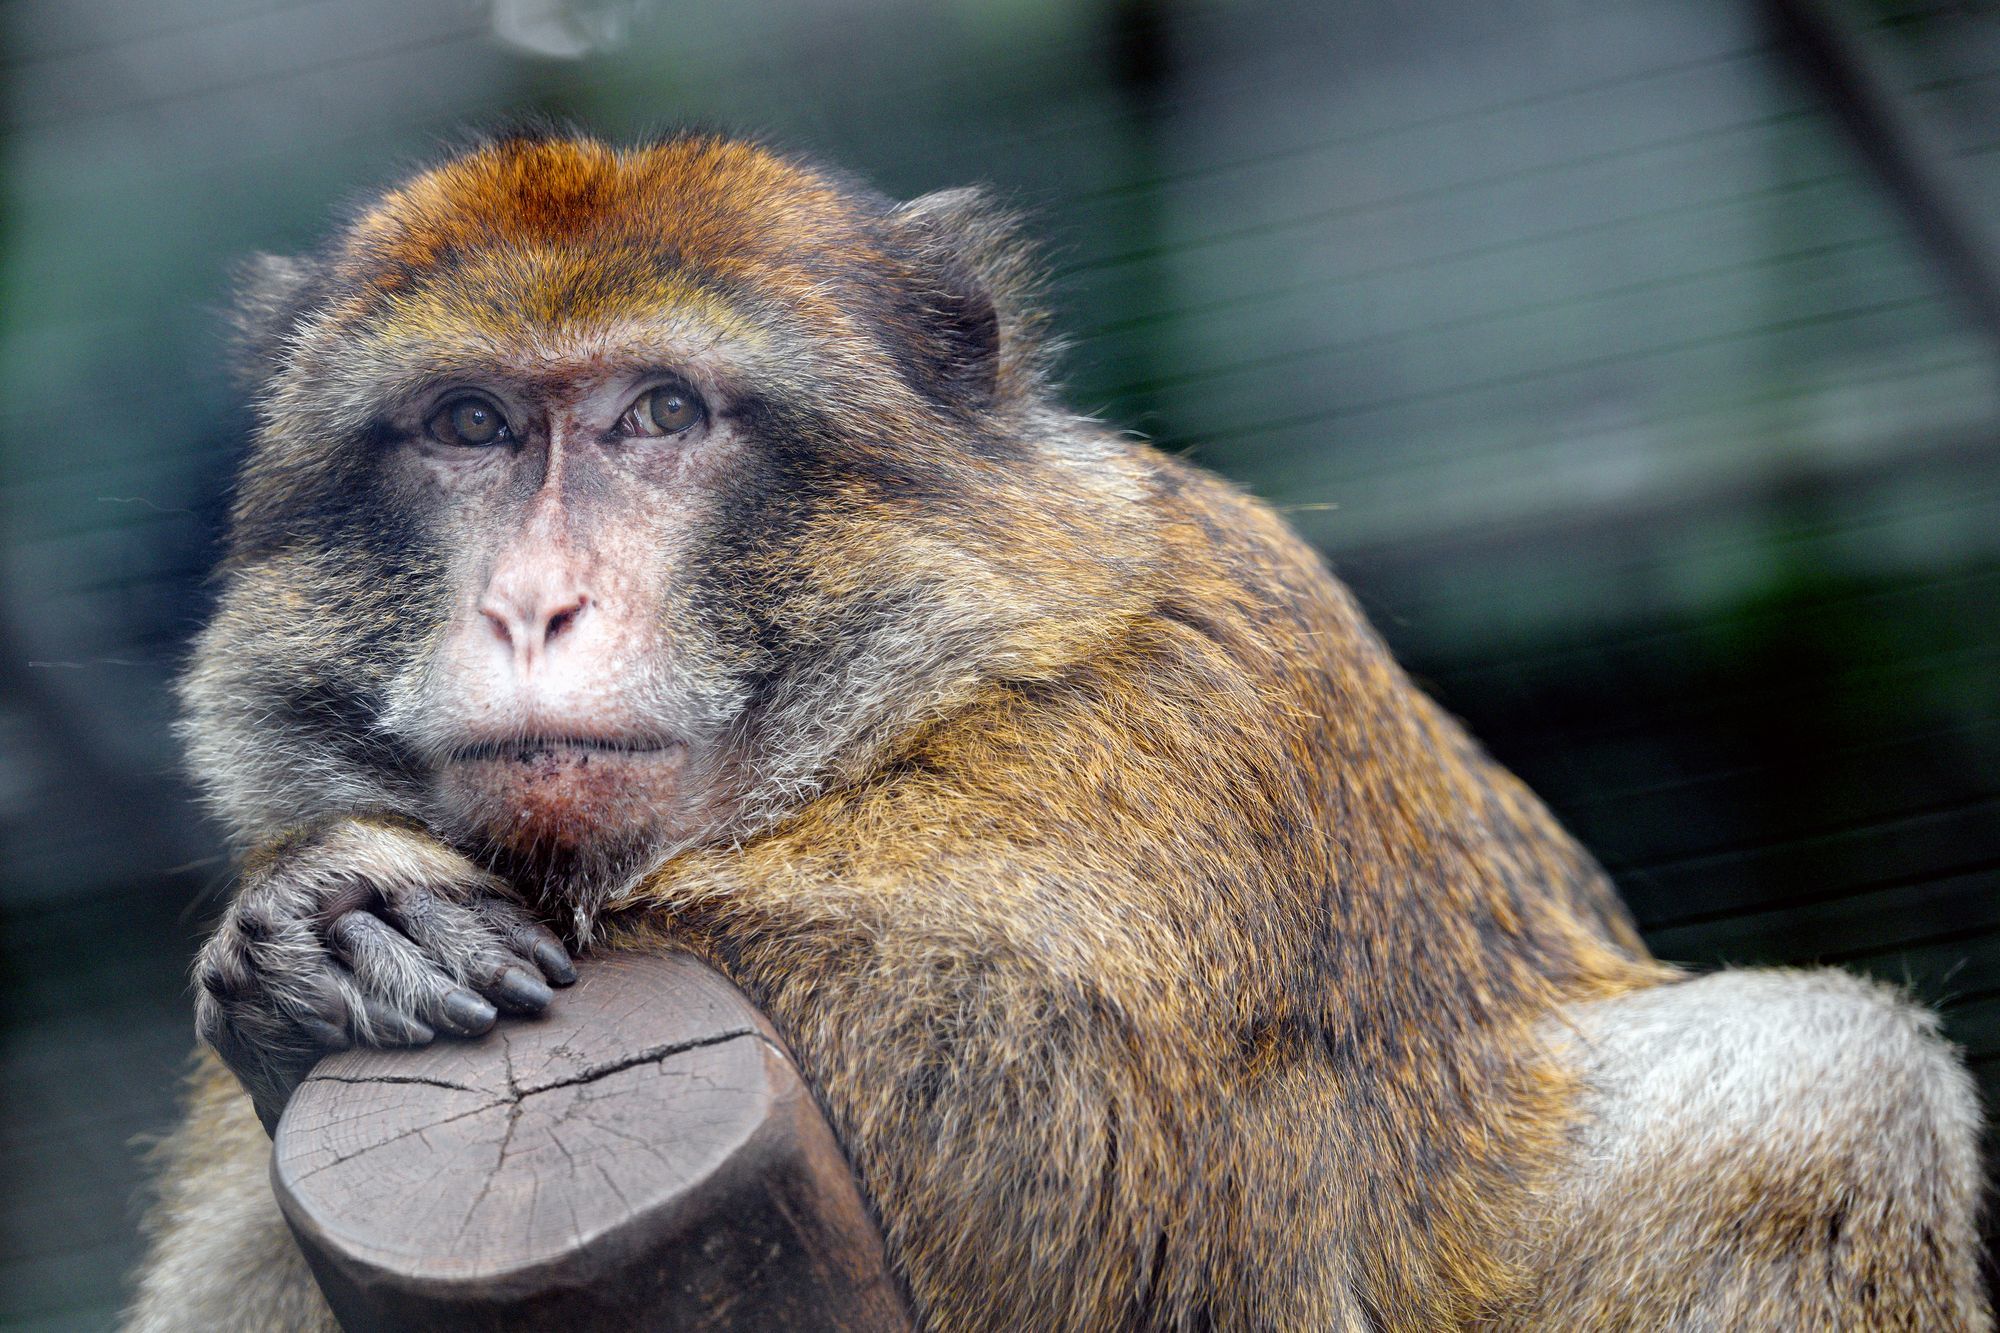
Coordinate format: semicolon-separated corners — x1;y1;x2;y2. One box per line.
127;131;1988;1331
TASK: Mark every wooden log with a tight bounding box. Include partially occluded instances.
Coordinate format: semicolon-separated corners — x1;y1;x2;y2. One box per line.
271;951;912;1332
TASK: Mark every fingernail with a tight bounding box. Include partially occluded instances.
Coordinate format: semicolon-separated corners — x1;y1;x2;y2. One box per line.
308;981;351;1031
391;1015;436;1046
441;990;498;1035
495;966;554;1013
358;995;435;1047
300;1018;351;1051
534;939;578;986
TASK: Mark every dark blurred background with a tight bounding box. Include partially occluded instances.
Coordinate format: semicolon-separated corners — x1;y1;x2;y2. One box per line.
4;0;1999;1325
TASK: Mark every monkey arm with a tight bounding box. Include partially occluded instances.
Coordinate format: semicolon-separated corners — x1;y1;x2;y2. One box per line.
595;742;1333;1333
195;814;577;1130
610;895;1216;1331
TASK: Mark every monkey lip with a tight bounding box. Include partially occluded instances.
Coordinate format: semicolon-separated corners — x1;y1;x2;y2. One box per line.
447;735;685;764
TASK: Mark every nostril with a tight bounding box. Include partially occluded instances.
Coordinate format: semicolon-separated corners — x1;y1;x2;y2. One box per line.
480;603;516;647
477;589;586;661
544;596;589;645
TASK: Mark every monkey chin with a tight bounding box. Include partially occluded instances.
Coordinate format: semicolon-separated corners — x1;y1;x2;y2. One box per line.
433;741;695;939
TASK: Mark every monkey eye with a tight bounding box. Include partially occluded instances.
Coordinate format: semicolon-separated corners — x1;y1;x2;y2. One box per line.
620;381;707;438
427;395;511;447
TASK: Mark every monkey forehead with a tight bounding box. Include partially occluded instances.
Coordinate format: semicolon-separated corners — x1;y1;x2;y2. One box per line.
331;135;879;331
334;259;780;385
370;247;760;339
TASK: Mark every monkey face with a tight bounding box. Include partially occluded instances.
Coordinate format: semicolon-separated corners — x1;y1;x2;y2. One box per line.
378;359;746;868
181;132;1154;911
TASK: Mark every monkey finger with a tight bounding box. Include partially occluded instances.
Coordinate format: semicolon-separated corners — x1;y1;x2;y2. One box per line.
289;972;355;1041
194;943;255;1008
296;1014;351;1051
489;912;578;987
487;965;555;1015
347;989;437;1047
222;921;357;1043
326;911;498;1039
383;891;557;1012
464;902;576;992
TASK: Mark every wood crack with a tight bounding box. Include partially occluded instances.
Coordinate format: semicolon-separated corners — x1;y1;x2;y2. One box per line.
509;1027;761;1099
304;1071;485;1094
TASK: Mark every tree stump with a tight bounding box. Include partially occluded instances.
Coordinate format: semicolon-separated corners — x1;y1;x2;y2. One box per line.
271;951;912;1331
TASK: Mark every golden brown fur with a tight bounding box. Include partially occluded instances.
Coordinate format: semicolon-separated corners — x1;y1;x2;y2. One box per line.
129;132;1987;1331
604;457;1669;1327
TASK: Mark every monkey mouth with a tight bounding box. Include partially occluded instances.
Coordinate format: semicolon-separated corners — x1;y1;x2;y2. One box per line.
448;735;685;764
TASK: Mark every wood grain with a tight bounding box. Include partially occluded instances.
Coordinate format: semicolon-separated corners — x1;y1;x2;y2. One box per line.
272;951;912;1331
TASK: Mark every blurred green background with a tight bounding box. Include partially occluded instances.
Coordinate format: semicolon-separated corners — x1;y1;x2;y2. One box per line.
5;0;2000;1325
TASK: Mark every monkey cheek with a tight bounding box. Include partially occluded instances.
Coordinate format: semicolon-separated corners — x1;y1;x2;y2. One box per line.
438;746;693;853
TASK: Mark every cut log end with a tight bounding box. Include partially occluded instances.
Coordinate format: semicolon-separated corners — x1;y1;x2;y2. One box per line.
272;951;911;1332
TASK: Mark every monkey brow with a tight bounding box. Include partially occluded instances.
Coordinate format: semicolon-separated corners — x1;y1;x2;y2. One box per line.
345;310;770;400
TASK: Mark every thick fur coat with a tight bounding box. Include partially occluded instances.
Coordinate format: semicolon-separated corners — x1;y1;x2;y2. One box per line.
129;133;1987;1331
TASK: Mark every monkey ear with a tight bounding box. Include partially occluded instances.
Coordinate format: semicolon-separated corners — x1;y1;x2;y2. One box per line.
890;188;1049;411
228;253;321;391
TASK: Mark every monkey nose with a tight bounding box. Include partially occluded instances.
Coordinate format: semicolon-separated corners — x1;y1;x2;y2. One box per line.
478;586;591;671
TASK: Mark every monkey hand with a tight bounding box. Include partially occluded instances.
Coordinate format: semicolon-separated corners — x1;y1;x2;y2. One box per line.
193;815;577;1133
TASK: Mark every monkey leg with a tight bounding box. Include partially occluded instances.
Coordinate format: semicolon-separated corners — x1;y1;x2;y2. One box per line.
1497;969;1989;1331
125;1052;337;1333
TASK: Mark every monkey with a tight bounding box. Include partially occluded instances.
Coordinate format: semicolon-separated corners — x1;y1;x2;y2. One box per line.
126;130;1987;1331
